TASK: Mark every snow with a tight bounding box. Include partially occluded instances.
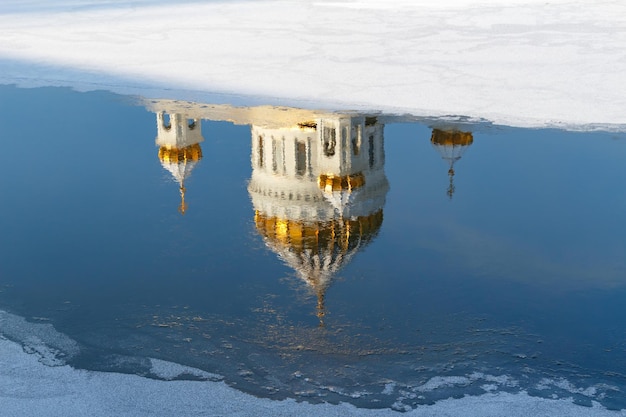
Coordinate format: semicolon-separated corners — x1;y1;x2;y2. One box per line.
0;0;625;130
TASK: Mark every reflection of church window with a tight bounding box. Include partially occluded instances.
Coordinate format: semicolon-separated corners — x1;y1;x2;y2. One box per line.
161;113;172;130
306;137;313;177
188;119;197;130
352;124;361;155
368;135;375;168
272;138;279;173
258;135;264;168
341;127;348;167
323;127;336;157
295;141;307;177
272;137;284;174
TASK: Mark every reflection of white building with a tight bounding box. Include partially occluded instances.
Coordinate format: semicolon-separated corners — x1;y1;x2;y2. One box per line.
248;115;389;325
156;112;204;214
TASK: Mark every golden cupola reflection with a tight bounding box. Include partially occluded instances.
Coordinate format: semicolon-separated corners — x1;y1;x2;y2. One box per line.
248;114;389;326
155;112;204;214
430;129;473;199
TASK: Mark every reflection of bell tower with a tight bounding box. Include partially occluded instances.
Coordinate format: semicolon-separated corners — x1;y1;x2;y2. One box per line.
249;115;388;326
156;112;204;214
430;129;473;199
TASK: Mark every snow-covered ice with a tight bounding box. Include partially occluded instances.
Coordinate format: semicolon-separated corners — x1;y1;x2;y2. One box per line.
0;0;625;129
1;316;625;417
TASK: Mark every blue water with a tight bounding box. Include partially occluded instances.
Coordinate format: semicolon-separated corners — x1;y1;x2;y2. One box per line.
0;84;625;410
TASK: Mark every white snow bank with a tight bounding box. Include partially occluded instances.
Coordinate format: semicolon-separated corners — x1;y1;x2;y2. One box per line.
314;0;578;9
0;0;625;130
1;336;625;417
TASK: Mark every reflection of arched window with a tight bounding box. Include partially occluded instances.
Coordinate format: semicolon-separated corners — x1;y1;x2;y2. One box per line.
295;141;306;177
352;125;361;155
272;138;279;173
188;119;197;130
272;137;284;174
307;137;313;177
323;127;336;157
368;135;375;168
161;112;172;131
342;127;348;166
258;135;264;168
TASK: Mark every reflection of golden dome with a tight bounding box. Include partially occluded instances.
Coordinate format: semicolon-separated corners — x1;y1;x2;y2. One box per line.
430;129;473;199
158;143;203;163
430;129;473;146
158;143;203;214
318;173;365;193
254;209;383;326
254;210;383;255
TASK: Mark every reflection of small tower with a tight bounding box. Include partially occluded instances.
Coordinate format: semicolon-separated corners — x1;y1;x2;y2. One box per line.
430;129;473;199
249;114;388;326
156;112;204;214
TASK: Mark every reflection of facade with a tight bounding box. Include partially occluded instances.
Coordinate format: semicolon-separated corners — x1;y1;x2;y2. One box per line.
431;129;473;199
248;116;389;325
156;112;204;214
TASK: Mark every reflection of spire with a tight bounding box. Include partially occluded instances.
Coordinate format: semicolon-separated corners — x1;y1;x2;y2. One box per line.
155;112;204;214
430;129;473;199
316;288;326;328
179;185;187;215
249;114;388;326
447;167;455;200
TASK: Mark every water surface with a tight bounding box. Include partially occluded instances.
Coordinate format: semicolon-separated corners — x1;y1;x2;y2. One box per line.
0;84;625;411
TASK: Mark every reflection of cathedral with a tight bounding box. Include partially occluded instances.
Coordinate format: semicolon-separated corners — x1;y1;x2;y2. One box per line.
155;112;204;214
145;97;390;325
145;99;478;323
430;129;473;199
248;115;389;325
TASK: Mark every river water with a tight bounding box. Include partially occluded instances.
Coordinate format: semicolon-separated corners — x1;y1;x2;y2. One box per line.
0;84;625;412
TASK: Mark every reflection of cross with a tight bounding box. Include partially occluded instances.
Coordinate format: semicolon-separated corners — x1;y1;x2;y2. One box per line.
178;185;187;215
447;167;455;199
316;288;326;328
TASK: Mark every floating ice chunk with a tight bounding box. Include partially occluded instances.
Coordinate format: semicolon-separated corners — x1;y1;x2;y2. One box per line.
481;384;499;392
415;375;472;392
535;378;617;400
382;382;396;395
149;358;222;381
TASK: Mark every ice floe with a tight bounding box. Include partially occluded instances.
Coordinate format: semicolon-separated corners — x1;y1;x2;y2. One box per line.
149;357;222;381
